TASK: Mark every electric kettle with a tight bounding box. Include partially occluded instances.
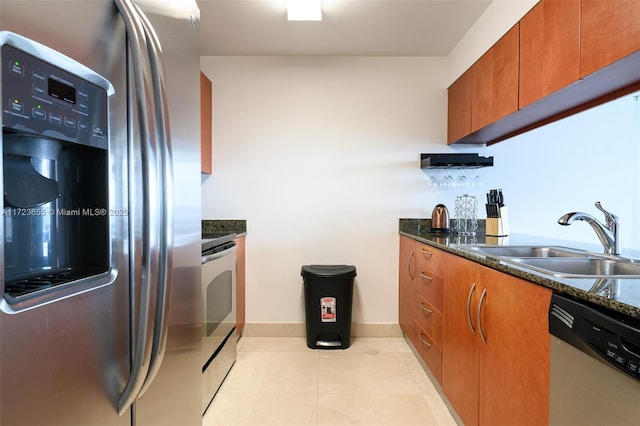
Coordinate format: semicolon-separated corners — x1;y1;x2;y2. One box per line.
430;204;451;233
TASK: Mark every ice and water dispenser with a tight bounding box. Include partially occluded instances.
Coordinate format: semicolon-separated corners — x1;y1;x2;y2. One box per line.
1;37;112;303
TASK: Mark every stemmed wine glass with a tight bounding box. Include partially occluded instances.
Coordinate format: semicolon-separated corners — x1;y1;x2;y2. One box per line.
428;169;440;187
456;169;467;188
472;168;482;188
443;171;454;188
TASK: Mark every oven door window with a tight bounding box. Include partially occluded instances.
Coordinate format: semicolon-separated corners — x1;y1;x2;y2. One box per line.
206;270;233;337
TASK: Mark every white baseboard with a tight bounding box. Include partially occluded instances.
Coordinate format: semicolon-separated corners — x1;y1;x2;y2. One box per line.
242;323;402;338
352;323;403;337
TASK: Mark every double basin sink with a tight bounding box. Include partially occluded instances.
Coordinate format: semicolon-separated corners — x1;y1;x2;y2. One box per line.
456;245;640;279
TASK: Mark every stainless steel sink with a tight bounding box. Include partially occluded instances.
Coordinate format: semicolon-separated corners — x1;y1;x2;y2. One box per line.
458;245;589;258
507;257;640;278
456;244;640;278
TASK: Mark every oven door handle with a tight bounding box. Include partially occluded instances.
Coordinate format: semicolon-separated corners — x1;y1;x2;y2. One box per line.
202;245;237;265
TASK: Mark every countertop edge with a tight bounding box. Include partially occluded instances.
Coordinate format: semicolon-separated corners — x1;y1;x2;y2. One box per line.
399;230;640;319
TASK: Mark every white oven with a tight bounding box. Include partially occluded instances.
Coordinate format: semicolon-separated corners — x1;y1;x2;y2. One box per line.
201;236;237;414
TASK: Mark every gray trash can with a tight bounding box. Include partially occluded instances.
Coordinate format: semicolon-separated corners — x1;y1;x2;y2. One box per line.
301;264;356;349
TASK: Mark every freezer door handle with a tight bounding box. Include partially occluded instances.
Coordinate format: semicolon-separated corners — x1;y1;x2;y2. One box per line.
134;3;175;397
114;0;160;416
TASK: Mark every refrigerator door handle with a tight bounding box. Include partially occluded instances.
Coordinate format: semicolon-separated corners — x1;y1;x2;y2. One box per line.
114;0;160;416
133;4;175;398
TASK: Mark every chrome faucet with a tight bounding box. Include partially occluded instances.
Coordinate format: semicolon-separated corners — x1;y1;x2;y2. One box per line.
557;201;620;256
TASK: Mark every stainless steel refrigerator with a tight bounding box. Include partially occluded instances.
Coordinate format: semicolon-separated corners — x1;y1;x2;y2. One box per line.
0;1;202;425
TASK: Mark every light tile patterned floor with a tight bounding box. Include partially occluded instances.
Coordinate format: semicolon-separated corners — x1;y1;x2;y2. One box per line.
203;337;458;426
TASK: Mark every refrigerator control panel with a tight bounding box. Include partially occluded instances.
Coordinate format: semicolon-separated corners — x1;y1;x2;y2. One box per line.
2;43;109;149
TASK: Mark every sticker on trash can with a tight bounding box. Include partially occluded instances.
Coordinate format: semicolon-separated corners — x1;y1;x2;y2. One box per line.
321;297;336;322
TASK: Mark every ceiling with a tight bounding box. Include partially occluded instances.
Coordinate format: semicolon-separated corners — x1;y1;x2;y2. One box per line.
197;0;493;56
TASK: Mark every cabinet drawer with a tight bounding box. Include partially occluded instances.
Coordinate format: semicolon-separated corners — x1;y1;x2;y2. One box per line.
414;242;444;276
414;323;442;384
415;294;442;348
415;266;444;313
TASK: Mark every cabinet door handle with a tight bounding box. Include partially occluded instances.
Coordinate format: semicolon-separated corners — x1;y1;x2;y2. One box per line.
477;288;488;344
420;248;433;258
419;272;433;282
408;250;415;280
419;302;432;315
466;282;476;335
418;332;432;348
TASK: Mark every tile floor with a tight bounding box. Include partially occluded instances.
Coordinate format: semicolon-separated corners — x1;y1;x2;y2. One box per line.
203;336;458;426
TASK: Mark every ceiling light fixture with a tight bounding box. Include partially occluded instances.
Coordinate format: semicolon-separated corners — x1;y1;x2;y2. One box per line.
286;0;322;21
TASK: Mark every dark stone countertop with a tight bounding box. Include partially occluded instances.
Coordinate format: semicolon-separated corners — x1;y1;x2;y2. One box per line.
399;218;640;319
202;219;247;239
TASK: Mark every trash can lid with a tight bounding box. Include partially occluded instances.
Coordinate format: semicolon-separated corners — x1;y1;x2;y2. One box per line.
301;264;357;279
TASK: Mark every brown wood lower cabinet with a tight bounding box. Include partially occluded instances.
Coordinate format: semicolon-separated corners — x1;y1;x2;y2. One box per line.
398;236;444;383
235;235;246;336
415;295;442;346
415;263;444;313
414;294;444;383
414;321;443;383
442;253;551;426
399;237;552;423
440;252;479;425
399;236;416;338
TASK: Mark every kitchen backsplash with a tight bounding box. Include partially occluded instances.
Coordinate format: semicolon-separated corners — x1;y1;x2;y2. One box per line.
399;218;486;235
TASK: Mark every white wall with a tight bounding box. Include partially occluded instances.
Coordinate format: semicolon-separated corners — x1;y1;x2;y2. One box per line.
457;92;640;251
200;56;455;325
201;2;640;327
447;0;538;85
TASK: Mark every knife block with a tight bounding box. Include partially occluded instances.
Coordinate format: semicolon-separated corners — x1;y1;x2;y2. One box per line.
486;207;509;237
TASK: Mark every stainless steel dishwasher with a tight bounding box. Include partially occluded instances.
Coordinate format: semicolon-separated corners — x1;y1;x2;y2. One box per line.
549;293;640;425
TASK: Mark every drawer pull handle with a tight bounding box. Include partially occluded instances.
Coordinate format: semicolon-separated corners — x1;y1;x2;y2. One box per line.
408;251;415;280
419;272;433;282
419;303;432;315
420;248;433;258
418;333;432;348
466;282;476;335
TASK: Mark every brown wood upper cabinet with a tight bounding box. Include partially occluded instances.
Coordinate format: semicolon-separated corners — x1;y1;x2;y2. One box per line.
200;71;213;174
447;0;640;145
519;0;580;109
447;69;472;144
581;0;640;78
446;25;519;145
471;25;519;132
